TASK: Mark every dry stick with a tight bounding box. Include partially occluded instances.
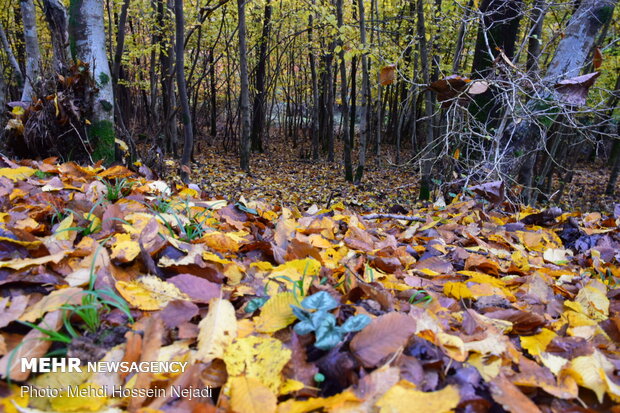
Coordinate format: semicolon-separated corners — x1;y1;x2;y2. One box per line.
362;213;425;222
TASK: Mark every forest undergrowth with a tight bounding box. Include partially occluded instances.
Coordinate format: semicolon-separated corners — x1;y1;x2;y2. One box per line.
155;139;620;214
0;156;620;411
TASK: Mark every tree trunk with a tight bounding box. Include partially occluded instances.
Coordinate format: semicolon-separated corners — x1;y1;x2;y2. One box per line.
417;0;433;200
470;0;524;125
525;0;547;73
112;0;131;137
471;0;524;77
0;57;6;133
42;0;70;73
0;22;23;89
174;0;194;183
607;122;620;195
452;0;474;73
20;0;41;102
237;0;251;172
504;0;617;181
337;0;352;182
159;0;177;154
309;4;320;160
69;0;115;163
250;0;271;153
354;0;369;184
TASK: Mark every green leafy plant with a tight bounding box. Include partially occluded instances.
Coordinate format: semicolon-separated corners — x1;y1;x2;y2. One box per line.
103;178;134;202
149;198;215;242
34;170;50;179
408;289;432;305
291;291;370;350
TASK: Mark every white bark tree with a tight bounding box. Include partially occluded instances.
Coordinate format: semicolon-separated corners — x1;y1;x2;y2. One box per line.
20;0;42;102
69;0;115;162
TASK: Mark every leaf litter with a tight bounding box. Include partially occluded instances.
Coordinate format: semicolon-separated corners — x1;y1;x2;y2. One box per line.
0;158;620;411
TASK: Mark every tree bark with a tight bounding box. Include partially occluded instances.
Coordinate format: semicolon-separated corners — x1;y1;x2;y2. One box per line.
417;0;433;200
0;22;23;89
42;0;70;73
354;0;369;184
237;0;251;172
503;0;617;181
309;3;320;160
250;0;271;153
158;0;177;154
525;0;547;73
174;0;194;183
69;0;115;163
20;0;42;102
337;0;352;182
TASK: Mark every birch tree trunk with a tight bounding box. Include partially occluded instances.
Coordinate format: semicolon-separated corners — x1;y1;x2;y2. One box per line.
20;0;41;102
502;0;617;182
69;0;115;162
238;0;251;172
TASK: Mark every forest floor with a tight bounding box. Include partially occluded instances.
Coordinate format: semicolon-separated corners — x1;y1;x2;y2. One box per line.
1;150;620;412
160;140;620;215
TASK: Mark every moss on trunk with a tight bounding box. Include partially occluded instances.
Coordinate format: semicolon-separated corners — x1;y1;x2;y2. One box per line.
90;120;115;164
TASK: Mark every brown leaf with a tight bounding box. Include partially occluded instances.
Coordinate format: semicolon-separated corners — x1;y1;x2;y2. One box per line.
0;310;63;381
120;330;142;381
593;47;603;70
167;273;222;303
415;256;454;274
0;295;28;328
350;312;416;368
129;316;164;411
469;181;505;204
490;374;542;413
379;64;396;86
160;299;199;328
554;72;600;106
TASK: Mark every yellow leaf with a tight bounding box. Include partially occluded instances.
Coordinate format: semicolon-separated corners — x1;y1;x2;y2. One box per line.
0;166;36;182
83;212;101;232
116;276;189;311
54;214;74;241
229;376;277;413
0;251;67;270
276;390;360;413
20;287;84;322
110;233;140;263
267;258;321;295
194;298;237;363
375;381;460;413
279;379;305;395
0;386;29;413
50;383;107;412
178;187;199;198
575;282;609;321
564;354;608;403
520;328;556;357
443;281;474;300
255;292;299;333
202;251;232;265
0;236;41;248
202;231;241;252
467;353;501;381
224;336;291;393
